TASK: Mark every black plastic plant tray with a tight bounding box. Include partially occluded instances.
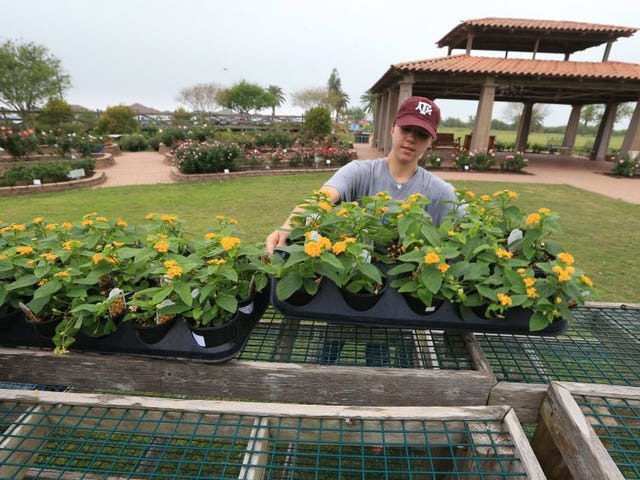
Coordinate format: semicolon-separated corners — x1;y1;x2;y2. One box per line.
270;277;568;336
0;289;270;363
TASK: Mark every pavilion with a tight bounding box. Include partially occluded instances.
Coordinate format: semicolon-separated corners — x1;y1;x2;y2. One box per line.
369;18;640;161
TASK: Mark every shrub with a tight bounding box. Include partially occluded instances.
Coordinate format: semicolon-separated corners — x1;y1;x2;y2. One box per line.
0;127;40;158
500;152;528;172
304;107;332;137
255;129;294;149
118;134;150;152
0;158;95;186
174;141;241;174
469;150;496;170
421;152;444;169
612;157;639;177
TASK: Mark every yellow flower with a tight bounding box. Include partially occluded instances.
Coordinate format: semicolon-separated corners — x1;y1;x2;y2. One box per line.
507;190;518;199
448;230;456;237
116;219;128;227
154;240;169;253
438;263;450;274
160;214;178;224
497;293;513;306
317;236;332;250
525;213;540;225
164;260;183;278
204;232;217;240
145;213;155;220
82;219;94;226
332;241;347;255
27;259;36;267
465;191;475;199
552;265;572;282
113;241;124;248
318;201;332;212
207;258;227;265
62;240;79;250
480;194;490;201
33;217;44;224
62;222;73;230
343;236;356;244
16;246;34;255
556;252;575;265
495;248;513;259
38;279;48;287
0;254;7;260
215;215;225;221
92;253;104;264
524;277;536;287
220;236;241;251
581;275;594;288
401;202;410;210
408;193;424;203
527;287;539;299
45;223;58;230
336;207;348;217
539;207;551;215
40;252;58;262
424;252;440;264
96;216;108;223
304;241;322;257
229;218;238;225
55;270;70;278
11;224;26;232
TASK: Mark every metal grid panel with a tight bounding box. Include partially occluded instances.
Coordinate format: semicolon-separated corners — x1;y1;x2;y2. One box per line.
240;308;473;370
475;306;640;385
0;397;532;479
575;394;640;479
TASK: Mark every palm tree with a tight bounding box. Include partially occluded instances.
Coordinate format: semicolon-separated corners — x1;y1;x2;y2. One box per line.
266;85;285;119
360;91;377;121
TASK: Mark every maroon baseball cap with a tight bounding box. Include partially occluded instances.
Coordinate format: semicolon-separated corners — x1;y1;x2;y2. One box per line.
394;96;440;140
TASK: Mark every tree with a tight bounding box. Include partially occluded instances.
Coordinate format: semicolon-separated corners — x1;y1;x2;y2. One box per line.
0;39;71;126
96;105;138;134
218;80;272;116
580;104;604;127
175;83;221;120
360;91;377;118
37;97;74;129
291;87;330;111
304;106;332;137
326;68;349;123
266;85;285;118
503;103;549;132
342;107;366;124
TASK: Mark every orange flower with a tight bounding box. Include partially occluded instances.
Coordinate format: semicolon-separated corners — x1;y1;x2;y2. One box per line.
207;258;227;265
437;263;450;274
525;213;540;225
332;241;347;255
154;240;169;253
116;219;128;227
497;293;513;306
495;248;513;259
424;252;440;264
556;252;575;265
304;241;322;257
220;236;241;251
580;275;594;288
16;246;34;255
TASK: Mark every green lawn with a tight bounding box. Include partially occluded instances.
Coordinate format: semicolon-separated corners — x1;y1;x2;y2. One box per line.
2;174;639;303
440;128;624;152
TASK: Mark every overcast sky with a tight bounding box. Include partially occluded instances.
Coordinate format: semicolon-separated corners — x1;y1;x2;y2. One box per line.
3;0;640;125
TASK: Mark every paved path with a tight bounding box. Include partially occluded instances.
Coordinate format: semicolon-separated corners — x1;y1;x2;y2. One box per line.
97;147;640;205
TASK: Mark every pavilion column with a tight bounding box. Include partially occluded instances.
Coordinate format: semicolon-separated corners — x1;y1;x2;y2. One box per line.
562;105;582;155
515;102;533;152
620;99;640;158
470;79;496;152
592;102;618;161
376;91;391;154
383;87;400;156
373;94;384;150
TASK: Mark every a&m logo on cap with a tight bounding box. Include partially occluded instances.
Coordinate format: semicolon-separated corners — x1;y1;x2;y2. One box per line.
415;101;433;116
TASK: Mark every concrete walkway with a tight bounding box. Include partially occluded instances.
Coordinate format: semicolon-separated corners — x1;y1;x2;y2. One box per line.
97;147;640;205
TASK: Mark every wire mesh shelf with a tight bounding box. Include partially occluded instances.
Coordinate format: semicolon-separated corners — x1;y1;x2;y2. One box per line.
0;390;538;479
475;305;640;385
575;393;640;478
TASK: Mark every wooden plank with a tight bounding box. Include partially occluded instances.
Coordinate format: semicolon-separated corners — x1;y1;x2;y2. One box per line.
0;348;492;407
502;409;546;479
239;417;270;480
461;332;496;382
557;381;640;401
488;381;549;423
531;383;624;480
0;389;511;422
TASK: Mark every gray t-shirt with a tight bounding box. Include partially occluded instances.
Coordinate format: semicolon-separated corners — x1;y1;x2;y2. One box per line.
324;158;458;225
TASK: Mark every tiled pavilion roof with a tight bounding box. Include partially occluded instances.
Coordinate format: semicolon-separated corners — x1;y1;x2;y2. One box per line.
437;17;638;54
370;55;640;104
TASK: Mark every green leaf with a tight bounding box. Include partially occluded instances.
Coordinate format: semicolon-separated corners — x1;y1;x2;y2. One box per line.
529;311;549;331
174;282;193;307
276;273;303;301
33;279;62;299
6;274;39;291
216;293;237;314
422;268;442;294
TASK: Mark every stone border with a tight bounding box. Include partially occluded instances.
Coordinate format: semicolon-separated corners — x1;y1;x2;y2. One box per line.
0;171;107;196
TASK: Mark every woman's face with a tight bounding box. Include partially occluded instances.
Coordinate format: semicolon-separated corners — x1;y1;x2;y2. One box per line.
390;125;433;164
